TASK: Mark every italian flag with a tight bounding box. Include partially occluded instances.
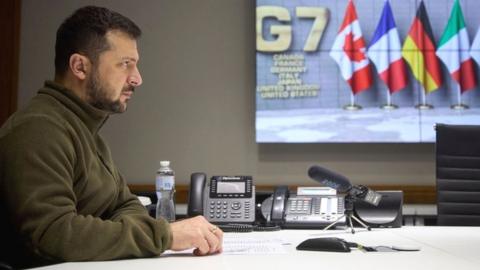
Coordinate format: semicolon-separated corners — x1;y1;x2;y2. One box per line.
436;0;477;93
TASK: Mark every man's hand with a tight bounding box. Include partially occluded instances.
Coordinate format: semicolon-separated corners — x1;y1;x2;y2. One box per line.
169;216;223;255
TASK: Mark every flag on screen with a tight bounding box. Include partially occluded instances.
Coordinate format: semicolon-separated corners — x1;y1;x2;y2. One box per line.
401;1;442;93
330;0;372;95
367;0;408;94
436;0;476;93
471;28;480;67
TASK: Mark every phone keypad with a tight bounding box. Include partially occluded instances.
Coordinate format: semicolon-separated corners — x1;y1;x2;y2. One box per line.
288;197;312;214
207;200;253;222
285;196;346;225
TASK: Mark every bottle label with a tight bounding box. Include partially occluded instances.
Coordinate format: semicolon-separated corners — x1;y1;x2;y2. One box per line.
156;175;174;190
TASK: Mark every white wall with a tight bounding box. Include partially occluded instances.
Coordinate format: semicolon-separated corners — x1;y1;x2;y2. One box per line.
19;0;435;186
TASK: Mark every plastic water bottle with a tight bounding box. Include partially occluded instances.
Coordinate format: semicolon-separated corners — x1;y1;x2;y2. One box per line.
155;161;176;222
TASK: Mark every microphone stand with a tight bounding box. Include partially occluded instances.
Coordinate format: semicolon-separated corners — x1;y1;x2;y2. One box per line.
323;194;371;234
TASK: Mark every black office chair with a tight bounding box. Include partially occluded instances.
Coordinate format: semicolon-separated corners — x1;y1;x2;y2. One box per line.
435;124;480;226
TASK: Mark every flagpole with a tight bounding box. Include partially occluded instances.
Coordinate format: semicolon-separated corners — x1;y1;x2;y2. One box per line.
451;84;469;109
344;92;362;111
456;84;461;105
415;83;433;110
381;89;398;109
421;86;426;105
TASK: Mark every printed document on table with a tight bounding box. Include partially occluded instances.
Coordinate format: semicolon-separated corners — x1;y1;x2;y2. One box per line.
222;235;288;255
162;235;288;256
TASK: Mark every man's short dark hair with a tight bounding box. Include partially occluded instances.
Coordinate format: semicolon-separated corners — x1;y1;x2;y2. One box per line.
55;6;141;77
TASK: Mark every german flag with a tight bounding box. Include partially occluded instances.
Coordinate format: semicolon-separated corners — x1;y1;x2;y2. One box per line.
402;1;442;93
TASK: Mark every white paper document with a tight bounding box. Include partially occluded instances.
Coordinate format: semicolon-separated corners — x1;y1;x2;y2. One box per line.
222;235;288;255
162;235;289;256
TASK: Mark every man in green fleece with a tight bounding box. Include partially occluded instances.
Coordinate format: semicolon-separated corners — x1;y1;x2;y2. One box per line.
0;6;222;268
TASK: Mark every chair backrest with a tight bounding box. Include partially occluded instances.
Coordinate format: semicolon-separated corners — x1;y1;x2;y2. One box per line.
436;124;480;226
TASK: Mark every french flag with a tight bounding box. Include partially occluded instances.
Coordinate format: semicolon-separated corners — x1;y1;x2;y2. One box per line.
367;0;408;94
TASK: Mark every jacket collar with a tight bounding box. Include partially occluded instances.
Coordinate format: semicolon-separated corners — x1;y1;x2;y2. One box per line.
40;80;110;134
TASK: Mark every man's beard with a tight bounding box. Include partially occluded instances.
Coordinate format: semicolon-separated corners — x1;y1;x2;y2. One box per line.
86;71;134;114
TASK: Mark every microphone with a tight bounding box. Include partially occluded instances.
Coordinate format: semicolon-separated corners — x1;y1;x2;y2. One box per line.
307;165;382;206
349;185;382;206
307;165;352;193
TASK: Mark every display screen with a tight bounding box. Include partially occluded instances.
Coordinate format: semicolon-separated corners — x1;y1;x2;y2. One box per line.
217;182;246;194
256;0;480;143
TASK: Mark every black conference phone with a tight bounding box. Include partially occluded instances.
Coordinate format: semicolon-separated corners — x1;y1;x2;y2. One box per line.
187;173;346;230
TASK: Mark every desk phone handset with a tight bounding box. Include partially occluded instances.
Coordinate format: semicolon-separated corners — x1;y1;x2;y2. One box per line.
261;186;346;229
188;173;255;224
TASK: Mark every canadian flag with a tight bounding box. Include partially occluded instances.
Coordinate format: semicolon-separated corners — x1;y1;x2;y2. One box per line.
330;0;373;94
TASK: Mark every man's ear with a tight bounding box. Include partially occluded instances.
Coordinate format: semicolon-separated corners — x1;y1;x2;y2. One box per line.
69;53;91;80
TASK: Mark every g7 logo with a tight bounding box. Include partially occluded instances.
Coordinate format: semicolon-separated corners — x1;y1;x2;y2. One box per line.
256;6;329;52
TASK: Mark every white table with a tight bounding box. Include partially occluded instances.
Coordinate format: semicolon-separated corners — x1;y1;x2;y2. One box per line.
34;226;480;270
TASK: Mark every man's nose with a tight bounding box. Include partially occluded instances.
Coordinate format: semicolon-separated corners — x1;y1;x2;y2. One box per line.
128;67;143;86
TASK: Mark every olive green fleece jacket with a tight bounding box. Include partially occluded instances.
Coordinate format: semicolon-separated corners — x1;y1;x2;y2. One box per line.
0;81;171;268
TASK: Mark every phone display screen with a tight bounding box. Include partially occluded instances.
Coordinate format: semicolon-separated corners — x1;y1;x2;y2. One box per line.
210;176;253;198
217;181;245;194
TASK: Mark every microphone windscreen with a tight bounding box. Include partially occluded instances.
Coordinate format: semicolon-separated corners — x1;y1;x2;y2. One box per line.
308;165;352;193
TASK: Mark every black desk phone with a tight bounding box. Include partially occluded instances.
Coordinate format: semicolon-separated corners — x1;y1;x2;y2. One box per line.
188;173;255;224
187;173;345;229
